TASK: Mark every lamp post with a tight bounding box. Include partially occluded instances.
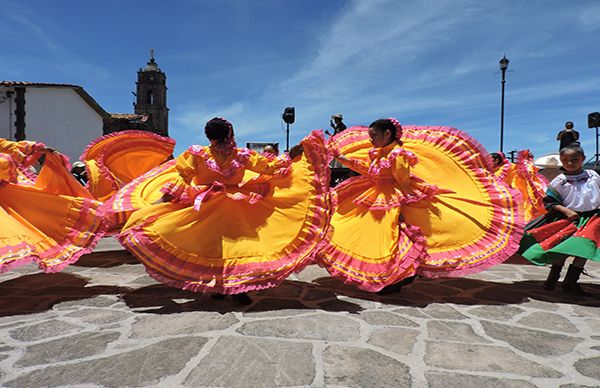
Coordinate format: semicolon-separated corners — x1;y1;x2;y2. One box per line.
499;55;509;153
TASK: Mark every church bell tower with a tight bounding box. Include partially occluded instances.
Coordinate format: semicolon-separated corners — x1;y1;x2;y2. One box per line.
134;49;169;136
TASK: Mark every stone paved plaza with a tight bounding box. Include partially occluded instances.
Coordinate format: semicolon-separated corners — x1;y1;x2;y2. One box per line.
0;238;599;387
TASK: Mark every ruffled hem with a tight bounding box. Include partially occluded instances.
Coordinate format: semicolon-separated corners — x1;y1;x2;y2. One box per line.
144;265;311;295
82;130;175;193
160;179;189;200
117;130;331;293
316;222;427;292
36;198;109;272
0;198;108;273
493;158;512;182
0;241;37;273
81;130;175;161
416;216;522;279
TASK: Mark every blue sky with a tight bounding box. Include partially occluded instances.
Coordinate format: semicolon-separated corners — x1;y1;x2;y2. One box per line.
2;0;600;160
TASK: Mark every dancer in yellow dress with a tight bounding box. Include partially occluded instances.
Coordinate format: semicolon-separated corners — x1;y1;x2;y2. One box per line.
491;150;547;222
117;118;330;304
318;119;523;293
0;139;106;273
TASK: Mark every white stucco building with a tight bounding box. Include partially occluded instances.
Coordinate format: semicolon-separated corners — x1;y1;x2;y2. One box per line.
0;81;108;161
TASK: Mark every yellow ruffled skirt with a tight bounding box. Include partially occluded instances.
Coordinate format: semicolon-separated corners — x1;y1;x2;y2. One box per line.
317;126;523;291
116;131;331;294
0;153;106;273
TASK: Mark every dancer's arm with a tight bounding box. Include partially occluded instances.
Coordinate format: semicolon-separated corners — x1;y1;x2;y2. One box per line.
155;151;196;204
390;154;411;186
335;154;369;175
0;139;45;165
553;204;578;220
0;154;17;183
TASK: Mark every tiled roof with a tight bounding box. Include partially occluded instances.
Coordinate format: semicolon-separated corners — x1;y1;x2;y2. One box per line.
0;81;79;88
109;113;149;122
110;113;143;119
1;81;109;119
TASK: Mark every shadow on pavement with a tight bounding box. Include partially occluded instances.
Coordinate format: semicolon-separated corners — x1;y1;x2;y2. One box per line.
72;250;139;268
312;276;600;308
1;267;597;317
0;272;131;317
120;280;364;314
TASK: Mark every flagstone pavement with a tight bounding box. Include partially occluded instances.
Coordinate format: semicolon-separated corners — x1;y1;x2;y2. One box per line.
0;237;599;387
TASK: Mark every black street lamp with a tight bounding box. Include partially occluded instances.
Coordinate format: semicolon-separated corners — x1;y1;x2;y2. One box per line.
499;55;509;153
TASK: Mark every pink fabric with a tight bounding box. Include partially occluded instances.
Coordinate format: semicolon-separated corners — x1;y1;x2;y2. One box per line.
116;130;331;294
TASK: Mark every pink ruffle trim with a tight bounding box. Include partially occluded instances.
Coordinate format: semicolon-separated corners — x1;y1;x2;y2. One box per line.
188;146;252;179
81;130;175;161
315;222;427;292
0;198;109;273
117;130;331;294
82;130;175;192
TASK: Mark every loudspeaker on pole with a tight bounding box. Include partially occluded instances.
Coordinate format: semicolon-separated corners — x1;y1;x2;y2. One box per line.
283;107;295;124
588;112;600;128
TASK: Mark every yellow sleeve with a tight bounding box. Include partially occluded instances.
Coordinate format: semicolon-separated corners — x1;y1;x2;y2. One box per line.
245;151;291;175
175;151;197;184
160;151;196;198
0;154;17;183
391;154;411;186
0;139;40;164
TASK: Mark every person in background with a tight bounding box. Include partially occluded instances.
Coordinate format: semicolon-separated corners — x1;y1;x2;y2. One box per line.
262;143;279;157
71;161;88;185
556;121;579;151
326;114;347;136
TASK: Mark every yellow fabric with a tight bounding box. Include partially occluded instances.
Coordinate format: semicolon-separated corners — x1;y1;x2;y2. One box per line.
0;156;16;182
114;131;331;293
104;148;170;187
336;128;516;272
495;162;545;222
85;159;116;202
83;132;174;201
331;143;411;260
35;153;95;199
340;138;495;257
401;140;494;256
0;178;104;272
0;139;38;164
123;148;308;266
330;186;404;261
512;173;545;221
